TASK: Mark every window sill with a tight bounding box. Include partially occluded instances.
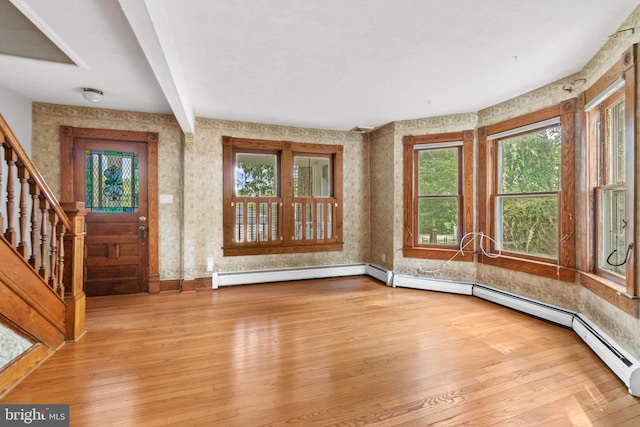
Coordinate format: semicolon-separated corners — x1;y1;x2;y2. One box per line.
223;242;343;256
478;253;575;282
579;272;639;317
402;247;474;262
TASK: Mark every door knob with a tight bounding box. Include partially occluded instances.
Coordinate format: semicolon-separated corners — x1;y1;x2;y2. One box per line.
139;216;147;222
139;225;146;238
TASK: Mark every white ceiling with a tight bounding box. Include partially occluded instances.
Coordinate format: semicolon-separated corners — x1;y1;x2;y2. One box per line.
1;0;638;133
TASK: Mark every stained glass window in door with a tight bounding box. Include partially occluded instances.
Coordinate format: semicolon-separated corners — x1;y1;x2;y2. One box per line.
86;149;139;212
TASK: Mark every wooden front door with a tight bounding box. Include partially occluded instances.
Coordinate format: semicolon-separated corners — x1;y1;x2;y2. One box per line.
60;127;159;297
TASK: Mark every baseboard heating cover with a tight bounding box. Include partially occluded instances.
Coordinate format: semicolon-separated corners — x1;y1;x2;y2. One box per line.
573;314;640;397
365;264;393;286
392;274;473;295
216;264;368;287
472;284;575;328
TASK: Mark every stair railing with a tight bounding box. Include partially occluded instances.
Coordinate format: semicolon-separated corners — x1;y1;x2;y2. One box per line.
0;116;70;297
0;114;87;341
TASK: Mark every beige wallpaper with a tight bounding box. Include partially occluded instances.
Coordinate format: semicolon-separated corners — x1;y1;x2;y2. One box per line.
31;103;185;280
368;123;395;269
192;117;369;276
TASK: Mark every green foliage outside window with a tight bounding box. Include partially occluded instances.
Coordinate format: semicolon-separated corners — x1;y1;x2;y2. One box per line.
499;127;561;193
237;162;276;197
418;148;458;245
498;196;558;258
498;127;561;258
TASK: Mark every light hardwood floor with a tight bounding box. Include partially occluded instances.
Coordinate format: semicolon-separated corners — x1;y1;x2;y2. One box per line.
3;276;640;426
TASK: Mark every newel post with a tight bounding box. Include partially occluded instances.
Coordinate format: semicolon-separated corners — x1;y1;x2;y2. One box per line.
61;202;89;342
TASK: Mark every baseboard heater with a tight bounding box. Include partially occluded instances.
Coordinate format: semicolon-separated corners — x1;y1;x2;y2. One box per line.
397;276;639;397
573;314;639;397
216;264;368;287
472;284;575;328
392;273;474;295
478;284;640;397
365;264;393;286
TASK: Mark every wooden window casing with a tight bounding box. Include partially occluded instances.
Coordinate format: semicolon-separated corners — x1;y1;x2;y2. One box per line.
579;45;638;317
478;100;576;281
223;136;343;256
403;131;474;261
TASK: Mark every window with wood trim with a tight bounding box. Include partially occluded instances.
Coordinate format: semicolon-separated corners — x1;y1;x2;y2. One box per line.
222;136;343;256
594;88;627;280
579;45;637;313
478;100;576;280
403;131;474;260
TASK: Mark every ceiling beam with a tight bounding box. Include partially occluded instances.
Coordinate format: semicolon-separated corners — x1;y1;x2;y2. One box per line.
118;0;195;134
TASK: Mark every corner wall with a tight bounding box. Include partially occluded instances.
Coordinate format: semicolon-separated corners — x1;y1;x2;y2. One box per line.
368;123;395;269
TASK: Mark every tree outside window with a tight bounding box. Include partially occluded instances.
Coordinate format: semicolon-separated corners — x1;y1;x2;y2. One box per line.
478;100;576;281
417;147;460;246
495;126;561;259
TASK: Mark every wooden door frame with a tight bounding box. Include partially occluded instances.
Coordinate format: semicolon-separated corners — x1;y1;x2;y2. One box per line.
60;126;160;293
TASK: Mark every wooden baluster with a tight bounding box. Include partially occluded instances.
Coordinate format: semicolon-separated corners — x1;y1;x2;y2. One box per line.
17;166;29;258
39;198;49;282
29;184;41;270
4;146;17;245
56;222;66;297
49;211;59;290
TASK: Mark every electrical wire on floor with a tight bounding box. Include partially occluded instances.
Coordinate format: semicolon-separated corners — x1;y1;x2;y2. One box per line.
418;232;501;275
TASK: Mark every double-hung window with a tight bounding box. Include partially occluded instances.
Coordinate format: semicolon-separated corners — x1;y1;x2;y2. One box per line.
223;137;343;256
593;86;627;280
580;45;637;311
494;120;561;259
478;101;576;280
403;131;474;260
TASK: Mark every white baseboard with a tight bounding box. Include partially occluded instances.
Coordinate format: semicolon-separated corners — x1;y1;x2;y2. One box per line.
365;264;393;286
217;264;367;287
392;274;473;295
573;314;639;397
472;284;575;328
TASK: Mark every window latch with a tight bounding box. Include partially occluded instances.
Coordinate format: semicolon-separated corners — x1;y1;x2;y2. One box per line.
606;242;633;267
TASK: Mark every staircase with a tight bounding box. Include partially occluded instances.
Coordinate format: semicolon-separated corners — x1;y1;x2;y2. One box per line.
0;114;86;397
